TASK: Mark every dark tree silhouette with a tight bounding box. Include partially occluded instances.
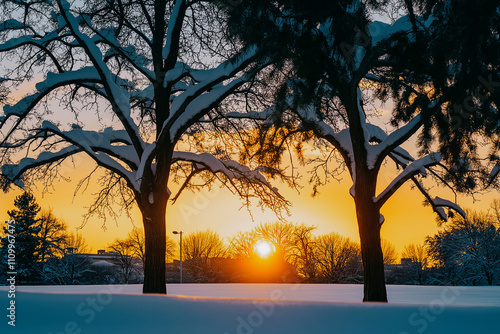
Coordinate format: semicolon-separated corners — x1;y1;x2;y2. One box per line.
0;0;287;293
0;192;41;283
224;0;499;301
181;229;227;282
314;233;362;284
37;209;68;265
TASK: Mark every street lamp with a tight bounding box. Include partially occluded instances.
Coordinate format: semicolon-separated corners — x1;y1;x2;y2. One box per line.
172;230;183;284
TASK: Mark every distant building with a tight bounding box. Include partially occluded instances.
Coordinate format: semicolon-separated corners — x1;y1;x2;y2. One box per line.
385;258;427;285
60;248;143;284
62;248;129;266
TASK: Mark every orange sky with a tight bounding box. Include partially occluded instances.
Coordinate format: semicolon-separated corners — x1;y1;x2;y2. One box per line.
1;82;498;257
1;147;497;258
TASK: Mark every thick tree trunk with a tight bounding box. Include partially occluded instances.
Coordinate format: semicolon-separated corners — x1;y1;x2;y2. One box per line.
343;85;388;302
355;189;388;302
142;199;167;294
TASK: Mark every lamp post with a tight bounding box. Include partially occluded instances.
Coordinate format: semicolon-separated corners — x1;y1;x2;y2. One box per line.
172;231;183;283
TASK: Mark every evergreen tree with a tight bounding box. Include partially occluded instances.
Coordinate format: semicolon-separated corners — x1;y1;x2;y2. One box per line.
223;0;499;302
1;192;42;284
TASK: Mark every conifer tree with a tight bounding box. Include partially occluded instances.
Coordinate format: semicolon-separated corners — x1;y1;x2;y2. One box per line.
1;192;41;284
224;0;499;301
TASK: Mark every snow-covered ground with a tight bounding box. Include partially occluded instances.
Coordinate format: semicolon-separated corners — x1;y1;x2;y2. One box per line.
1;284;499;333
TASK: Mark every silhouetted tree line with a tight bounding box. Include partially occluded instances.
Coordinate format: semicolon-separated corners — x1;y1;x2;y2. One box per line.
0;192;146;285
1;192;499;285
168;217;499;286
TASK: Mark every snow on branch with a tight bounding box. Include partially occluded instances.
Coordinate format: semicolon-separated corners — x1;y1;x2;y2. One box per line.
39;120;139;167
0;68;109;145
170;150;290;218
162;47;258;142
92;25;155;81
369;15;435;47
384;149;463;223
488;163;500;185
171;150;289;216
431;196;466;221
171;76;254;141
164;62;191;88
367;114;422;170
409;174;461;222
162;0;186;61
355;87;370;145
0;29;59;53
136;142;156;185
0;67;101;128
370;16;414;46
375;152;441;207
0;19;25;32
57;0;144;155
365;123;388;142
1;146;82;184
0;120;142;191
163;47;257;137
172;151;280;194
286;99;355;174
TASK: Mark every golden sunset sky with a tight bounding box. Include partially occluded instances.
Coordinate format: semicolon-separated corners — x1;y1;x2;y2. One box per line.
1;142;497;258
1;77;498;259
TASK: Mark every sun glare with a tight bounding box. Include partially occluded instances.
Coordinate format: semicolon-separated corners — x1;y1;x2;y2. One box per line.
254;240;274;259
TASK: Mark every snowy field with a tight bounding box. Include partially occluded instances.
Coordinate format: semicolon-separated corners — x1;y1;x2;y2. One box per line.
1;284;499;333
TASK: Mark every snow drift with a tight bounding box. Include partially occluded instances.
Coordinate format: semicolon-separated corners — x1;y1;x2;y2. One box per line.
1;284;499;334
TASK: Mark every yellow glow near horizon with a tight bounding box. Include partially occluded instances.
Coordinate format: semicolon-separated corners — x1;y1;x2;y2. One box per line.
1;134;498;259
254;240;274;259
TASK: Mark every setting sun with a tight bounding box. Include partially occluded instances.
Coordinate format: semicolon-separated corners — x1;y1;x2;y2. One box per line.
254;240;275;259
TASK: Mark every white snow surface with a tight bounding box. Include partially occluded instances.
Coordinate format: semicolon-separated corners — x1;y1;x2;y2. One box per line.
375;153;441;204
136;142;156;185
366;114;422;170
1;284;499;333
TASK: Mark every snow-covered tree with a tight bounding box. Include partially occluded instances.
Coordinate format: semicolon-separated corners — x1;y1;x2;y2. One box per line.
0;192;41;283
0;0;287;293
225;0;499;301
43;251;93;285
426;210;500;286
